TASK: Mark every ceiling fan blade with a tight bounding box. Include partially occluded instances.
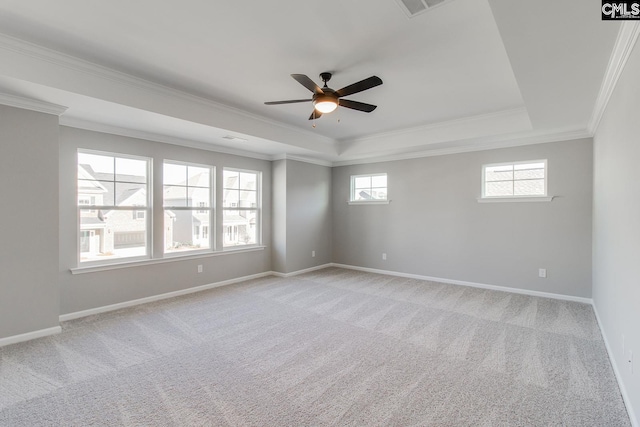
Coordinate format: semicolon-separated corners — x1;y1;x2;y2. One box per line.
339;99;377;113
308;110;323;120
335;76;383;98
291;74;324;94
264;99;311;105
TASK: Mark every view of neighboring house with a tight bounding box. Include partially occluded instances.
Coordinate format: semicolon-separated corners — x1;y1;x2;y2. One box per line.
77;165;108;256
78;164;258;261
78;164;159;262
222;170;258;247
163;170;211;253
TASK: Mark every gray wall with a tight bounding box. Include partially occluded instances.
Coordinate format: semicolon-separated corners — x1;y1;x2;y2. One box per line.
271;159;287;273
0;105;60;338
285;160;332;272
271;159;332;274
59;127;272;315
333;138;593;298
593;40;640;423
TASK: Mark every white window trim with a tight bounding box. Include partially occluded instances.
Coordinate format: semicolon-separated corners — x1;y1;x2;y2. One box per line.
75;152;268;270
163;160;216;256
350;173;388;204
222;167;262;248
477;196;554;203
77;149;152;267
348;200;391;205
480;159;553;202
71;246;267;274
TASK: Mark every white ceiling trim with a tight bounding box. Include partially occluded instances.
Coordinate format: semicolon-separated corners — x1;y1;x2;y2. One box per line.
588;21;640;135
332;128;592;167
0;91;67;115
59;117;273;161
0;32;535;154
60;116;591;168
338;107;531;156
339;107;529;144
0;33;335;147
56;114;592;168
270;154;333;168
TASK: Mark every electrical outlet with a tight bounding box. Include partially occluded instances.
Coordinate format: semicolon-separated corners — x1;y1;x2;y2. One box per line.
312;250;315;258
538;268;547;278
197;264;203;273
382;253;387;261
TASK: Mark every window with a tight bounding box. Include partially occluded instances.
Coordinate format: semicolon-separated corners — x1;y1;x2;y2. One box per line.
76;151;264;269
223;169;260;247
163;161;214;254
77;151;150;264
350;173;388;202
482;160;547;198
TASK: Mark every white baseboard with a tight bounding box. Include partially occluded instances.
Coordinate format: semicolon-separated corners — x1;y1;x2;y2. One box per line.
0;326;62;348
59;271;273;322
331;263;593;304
592;303;638;427
271;263;334;278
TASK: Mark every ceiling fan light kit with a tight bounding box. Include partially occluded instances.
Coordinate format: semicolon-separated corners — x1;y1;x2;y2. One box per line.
313;94;338;113
265;72;383;120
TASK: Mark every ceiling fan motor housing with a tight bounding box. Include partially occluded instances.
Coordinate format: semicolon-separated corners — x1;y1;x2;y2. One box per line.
313;90;337;103
315;72;338;109
319;72;333;84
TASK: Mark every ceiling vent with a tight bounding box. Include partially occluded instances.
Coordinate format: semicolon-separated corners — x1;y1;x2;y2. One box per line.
394;0;451;18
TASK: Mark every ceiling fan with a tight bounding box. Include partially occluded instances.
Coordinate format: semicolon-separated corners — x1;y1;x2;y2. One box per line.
265;72;383;120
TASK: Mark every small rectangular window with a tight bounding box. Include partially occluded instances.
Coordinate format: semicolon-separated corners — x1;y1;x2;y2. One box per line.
350;173;388;202
482;160;547;198
163;161;214;255
77;150;150;264
223;168;260;247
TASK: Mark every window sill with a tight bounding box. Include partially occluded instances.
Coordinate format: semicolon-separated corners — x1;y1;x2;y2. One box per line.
348;200;391;205
70;246;266;274
477;196;555;203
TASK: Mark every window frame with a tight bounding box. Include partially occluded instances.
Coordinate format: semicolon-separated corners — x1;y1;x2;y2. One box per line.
222;167;262;249
481;159;549;200
162;160;215;257
77;149;152;267
349;173;389;204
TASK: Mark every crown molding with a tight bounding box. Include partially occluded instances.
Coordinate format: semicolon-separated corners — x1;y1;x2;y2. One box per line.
270;154;333;167
332;128;591;167
338;107;529;145
59;117;273;161
61;115;591;168
588;21;640;135
0;92;67;116
0;33;335;147
0;34;607;168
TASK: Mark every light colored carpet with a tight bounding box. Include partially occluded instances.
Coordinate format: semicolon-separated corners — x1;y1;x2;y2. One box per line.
0;267;631;426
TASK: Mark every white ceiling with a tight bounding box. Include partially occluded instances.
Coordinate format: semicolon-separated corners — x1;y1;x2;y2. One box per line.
0;0;622;164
